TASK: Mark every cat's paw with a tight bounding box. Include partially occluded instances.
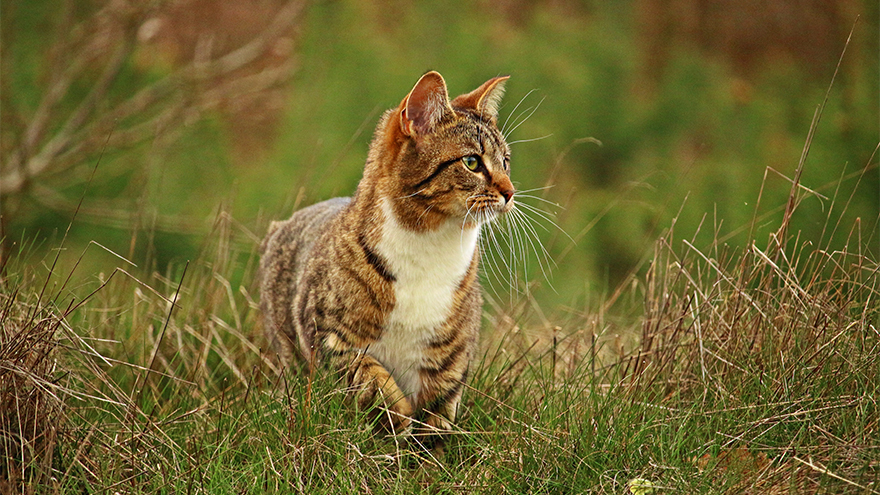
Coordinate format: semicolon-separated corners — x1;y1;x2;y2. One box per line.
382;396;414;434
424;413;453;433
409;412;454;454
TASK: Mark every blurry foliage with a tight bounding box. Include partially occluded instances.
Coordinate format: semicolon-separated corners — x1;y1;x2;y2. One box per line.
2;0;878;313
1;0;304;263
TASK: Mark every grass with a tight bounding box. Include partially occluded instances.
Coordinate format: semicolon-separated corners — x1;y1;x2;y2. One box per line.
1;156;878;494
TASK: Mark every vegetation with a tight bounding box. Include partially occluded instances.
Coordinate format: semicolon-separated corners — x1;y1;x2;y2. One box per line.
3;1;877;294
2;149;878;492
1;0;878;493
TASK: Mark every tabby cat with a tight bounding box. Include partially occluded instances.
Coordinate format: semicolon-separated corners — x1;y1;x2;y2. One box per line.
259;71;514;443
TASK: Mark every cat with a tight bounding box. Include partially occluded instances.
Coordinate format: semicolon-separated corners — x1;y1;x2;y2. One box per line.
259;71;514;445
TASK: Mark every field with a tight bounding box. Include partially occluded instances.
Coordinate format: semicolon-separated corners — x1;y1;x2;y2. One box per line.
3;152;878;493
2;1;879;493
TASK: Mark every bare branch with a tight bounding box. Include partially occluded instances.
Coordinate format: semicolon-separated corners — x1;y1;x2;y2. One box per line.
0;0;306;198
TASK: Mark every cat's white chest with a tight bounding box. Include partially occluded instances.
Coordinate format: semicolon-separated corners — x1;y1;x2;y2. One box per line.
368;199;479;401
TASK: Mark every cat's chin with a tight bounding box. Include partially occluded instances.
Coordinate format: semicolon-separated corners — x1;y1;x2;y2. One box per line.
465;220;482;230
490;199;515;219
462;208;509;228
461;198;514;226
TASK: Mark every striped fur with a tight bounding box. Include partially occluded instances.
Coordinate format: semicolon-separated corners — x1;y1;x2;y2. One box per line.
259;71;514;441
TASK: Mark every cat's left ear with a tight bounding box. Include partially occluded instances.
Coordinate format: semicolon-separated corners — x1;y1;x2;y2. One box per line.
452;75;510;121
400;71;453;137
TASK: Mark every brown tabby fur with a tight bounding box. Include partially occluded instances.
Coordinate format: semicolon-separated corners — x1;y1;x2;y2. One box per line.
259;71;514;443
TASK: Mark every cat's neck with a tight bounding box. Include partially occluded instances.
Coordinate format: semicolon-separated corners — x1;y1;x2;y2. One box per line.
375;196;480;282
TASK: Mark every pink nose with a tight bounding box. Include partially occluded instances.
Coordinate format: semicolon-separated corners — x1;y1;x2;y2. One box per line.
500;188;515;203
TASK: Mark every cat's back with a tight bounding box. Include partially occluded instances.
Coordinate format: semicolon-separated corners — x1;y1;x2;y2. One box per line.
259;197;350;362
262;196;351;261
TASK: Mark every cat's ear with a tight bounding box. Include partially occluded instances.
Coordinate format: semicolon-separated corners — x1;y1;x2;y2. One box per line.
400;71;452;137
452;75;509;120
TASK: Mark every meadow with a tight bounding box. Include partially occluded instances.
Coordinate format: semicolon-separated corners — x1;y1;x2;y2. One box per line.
2;1;878;493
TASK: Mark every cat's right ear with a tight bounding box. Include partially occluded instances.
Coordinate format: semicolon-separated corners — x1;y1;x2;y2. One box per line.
452;75;509;121
400;71;452;137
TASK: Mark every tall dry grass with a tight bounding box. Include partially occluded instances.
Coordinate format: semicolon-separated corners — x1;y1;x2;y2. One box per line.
1;171;878;493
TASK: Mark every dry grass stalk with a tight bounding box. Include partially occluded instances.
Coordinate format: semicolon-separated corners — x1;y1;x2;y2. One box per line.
0;288;64;491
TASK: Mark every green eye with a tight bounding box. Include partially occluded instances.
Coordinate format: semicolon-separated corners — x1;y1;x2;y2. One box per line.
462;156;479;171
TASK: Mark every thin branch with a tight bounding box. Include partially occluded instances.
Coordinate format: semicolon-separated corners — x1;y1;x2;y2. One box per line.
0;0;306;196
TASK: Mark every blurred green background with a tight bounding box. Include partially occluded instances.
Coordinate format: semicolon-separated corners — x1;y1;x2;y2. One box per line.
2;0;878;317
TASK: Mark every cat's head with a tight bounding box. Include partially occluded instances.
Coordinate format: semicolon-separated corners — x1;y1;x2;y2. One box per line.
368;71;515;232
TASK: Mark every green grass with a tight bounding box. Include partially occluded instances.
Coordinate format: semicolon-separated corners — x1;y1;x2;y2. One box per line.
2;159;878;493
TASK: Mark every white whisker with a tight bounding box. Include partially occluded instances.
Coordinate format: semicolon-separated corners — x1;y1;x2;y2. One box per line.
510;208;555;286
515;201;574;243
486;221;512;274
513;206;556;260
501;89;538;137
480;228;507;299
506;208;529;292
491;218;521;297
461;198;481;248
416;204;434;225
508;134;553;146
514;193;563;208
515;185;555;195
398;188;429;199
504;96;546;140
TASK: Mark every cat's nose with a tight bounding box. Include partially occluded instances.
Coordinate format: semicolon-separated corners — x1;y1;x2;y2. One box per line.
500;188;515;204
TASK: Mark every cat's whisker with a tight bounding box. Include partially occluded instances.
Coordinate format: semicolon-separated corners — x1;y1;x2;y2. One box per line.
485;219;513;274
511;221;530;295
479;232;507;299
514;192;563;208
508;209;544;267
514;194;571;232
501;88;538;137
508;208;554;288
502;208;528;293
462;197;486;250
514;207;557;274
503;105;536;140
483;219;519;297
516;198;562;216
398;188;429;199
504;96;546;141
512;185;560;205
507;134;553;146
462;205;476;245
495;224;520;296
416;204;435;225
475;190;572;297
513;206;556;260
502;217;525;294
515;201;573;243
515;185;555;195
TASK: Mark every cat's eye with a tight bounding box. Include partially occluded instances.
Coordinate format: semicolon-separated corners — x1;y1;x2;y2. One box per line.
462;156;479;171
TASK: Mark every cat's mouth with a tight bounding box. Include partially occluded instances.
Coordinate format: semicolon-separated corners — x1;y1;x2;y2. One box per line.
465;193;514;224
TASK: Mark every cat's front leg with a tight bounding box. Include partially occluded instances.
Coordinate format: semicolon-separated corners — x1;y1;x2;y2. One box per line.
321;335;414;433
424;383;462;433
350;352;415;433
414;366;468;451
